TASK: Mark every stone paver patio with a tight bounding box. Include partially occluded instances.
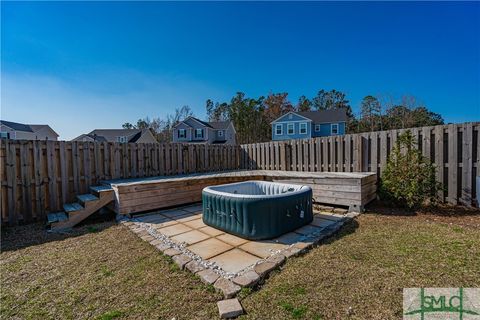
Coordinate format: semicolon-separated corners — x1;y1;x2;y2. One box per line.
122;203;358;299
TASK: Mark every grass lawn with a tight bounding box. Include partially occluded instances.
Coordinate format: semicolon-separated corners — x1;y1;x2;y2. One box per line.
1;207;479;319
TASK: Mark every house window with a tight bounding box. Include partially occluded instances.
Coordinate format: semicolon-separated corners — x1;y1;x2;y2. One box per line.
117;136;128;143
0;132;10;139
218;130;224;137
195;129;204;138
178;129;186;138
287;123;294;135
315;124;321;132
288;114;293;120
331;124;339;135
299;123;307;134
275;124;283;135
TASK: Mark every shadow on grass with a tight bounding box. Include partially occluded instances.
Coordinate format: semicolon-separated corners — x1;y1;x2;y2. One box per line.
1;211;116;252
364;200;480;217
320;218;359;246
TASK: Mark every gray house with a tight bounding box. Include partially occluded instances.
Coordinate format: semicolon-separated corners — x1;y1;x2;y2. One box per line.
172;117;236;145
0;120;59;140
72;129;157;143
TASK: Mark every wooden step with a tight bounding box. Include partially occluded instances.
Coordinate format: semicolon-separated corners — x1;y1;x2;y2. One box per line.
50;189;114;231
90;185;114;198
77;194;99;207
64;202;84;214
47;212;68;224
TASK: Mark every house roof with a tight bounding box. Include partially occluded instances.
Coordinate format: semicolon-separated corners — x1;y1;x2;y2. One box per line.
175;116;232;130
72;128;156;143
29;124;60;137
88;129;142;137
128;129;155;143
296;109;348;123
208;121;231;130
0;120;60;136
0;120;34;132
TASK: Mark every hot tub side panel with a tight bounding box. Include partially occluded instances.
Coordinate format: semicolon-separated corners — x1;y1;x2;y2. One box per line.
202;189;313;240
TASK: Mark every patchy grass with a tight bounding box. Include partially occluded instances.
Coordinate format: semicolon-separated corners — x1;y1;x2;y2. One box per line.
1;207;479;319
240;211;480;319
1;222;221;319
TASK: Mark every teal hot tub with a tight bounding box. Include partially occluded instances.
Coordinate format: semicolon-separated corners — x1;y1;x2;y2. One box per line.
202;181;313;240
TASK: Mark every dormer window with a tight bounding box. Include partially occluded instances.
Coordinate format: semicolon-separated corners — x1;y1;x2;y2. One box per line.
218;130;224;137
117;136;128;143
178;129;186;138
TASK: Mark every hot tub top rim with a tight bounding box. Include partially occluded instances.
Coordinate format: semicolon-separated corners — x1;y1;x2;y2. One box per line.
203;180;312;199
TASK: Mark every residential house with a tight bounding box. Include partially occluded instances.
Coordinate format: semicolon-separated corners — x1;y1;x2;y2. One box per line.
0;120;59;140
72;129;157;143
271;109;347;141
172;116;236;145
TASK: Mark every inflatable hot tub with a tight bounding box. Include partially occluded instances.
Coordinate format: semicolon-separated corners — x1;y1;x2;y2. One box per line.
202;180;313;240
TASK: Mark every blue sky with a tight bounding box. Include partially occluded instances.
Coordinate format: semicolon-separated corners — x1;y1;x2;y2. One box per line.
1;2;479;140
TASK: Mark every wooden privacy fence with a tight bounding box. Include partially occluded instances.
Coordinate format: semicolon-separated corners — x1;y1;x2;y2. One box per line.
0;141;240;226
240;122;480;207
1;122;478;226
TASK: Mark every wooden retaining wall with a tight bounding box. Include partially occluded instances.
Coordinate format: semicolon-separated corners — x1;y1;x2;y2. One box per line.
240;123;480;207
0;141;240;225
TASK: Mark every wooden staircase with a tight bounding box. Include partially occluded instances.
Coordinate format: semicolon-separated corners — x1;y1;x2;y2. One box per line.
47;185;114;231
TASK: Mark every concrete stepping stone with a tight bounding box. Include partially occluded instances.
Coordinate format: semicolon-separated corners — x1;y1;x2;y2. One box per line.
171;230;210;245
208;249;261;274
293;224;323;236
197;269;220;285
273;232;306;245
232;270;260;287
157;224;192;237
154;242;171;252
316;213;345;221
185;260;205;274
214;278;241;298
311;216;336;228
163;248;181;257
151;219;178;229
184;218;207;229
175;213;201;223
239;241;287;259
217;298;244;319
198;226;224;236
282;246;303;258
253;254;285;277
140;234;155;242
160;209;190;218
187;238;233;259
172;254;192;270
216;233;249;247
182;204;203;213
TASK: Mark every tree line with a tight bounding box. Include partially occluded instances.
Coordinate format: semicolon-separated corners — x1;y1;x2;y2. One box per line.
123;89;444;144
